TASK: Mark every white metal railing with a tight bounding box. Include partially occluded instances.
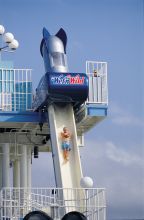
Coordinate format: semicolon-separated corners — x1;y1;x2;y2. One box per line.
86;61;108;105
0;187;106;220
0;68;32;111
0;63;108;112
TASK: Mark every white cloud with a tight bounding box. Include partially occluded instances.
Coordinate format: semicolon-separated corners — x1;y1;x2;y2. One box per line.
105;141;143;166
81;138;144;218
83;138;144;167
110;102;125;115
111;115;143;126
110;102;144;127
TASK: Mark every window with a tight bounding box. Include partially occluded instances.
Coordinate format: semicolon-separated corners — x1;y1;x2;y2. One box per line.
50;52;66;67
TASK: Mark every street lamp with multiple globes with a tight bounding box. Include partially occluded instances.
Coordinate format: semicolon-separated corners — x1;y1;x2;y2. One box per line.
0;25;19;55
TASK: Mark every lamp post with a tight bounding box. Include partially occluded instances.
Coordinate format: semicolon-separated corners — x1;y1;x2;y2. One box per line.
0;26;19;189
0;24;19;60
80;176;94;217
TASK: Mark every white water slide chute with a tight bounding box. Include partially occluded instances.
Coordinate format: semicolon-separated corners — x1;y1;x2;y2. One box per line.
48;103;85;212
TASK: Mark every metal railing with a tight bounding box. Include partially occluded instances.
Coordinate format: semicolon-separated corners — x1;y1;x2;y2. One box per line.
0;187;106;220
86;61;108;105
0;68;32;111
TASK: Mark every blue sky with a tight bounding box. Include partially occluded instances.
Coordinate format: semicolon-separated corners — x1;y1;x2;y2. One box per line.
1;0;144;219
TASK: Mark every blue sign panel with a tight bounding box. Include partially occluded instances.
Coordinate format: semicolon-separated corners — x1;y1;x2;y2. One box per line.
47;72;89;103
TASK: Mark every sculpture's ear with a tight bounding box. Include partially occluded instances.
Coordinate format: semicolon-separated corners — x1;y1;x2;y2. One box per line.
43;27;50;39
55;28;67;53
40;28;50;57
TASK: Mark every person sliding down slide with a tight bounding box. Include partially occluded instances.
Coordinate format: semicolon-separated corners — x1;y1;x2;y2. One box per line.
61;127;72;162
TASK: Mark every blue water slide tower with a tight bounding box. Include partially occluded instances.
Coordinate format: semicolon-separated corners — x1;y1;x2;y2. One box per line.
0;26;108;220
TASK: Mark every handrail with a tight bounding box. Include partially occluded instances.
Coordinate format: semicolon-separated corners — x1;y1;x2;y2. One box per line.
0;187;106;220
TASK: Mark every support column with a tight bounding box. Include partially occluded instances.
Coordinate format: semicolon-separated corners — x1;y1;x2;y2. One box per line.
13;158;20;188
20;145;27;188
0;152;2;189
2;143;10;187
27;146;31;188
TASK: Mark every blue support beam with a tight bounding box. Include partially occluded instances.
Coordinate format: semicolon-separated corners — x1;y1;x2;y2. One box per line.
0;105;107;123
0;111;47;123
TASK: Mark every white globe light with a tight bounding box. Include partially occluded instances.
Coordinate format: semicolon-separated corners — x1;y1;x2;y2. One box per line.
80;176;93;188
3;32;14;43
0;25;5;35
9;39;19;50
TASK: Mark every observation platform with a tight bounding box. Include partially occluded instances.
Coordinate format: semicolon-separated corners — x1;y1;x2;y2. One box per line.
0;61;108;220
